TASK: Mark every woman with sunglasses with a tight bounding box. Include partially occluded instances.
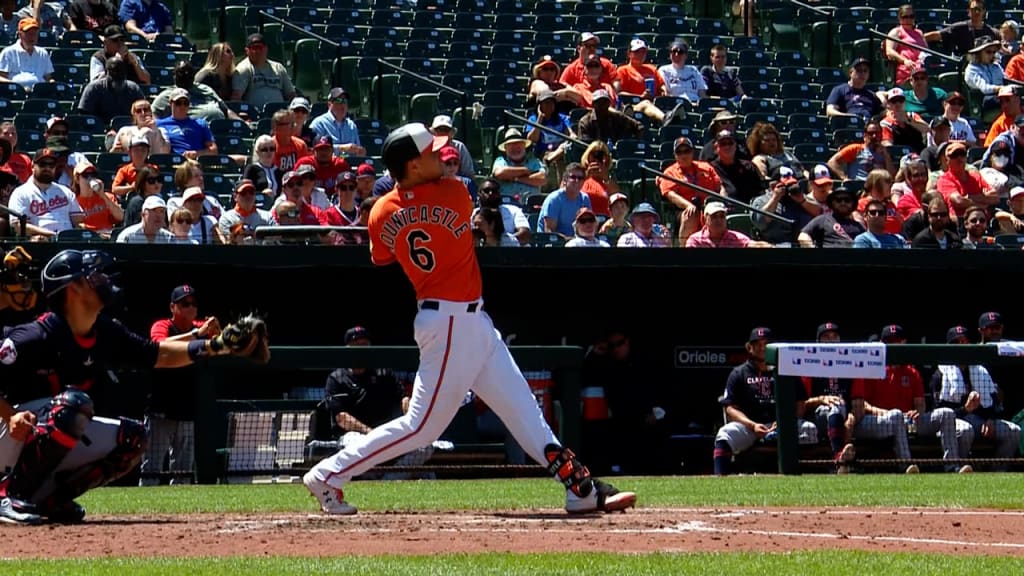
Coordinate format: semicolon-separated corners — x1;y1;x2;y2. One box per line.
564;207;610;248
168;207;198;244
855;169;904;234
112;99;170;154
320;172;360;227
243;134;282;196
71;162;123;237
885;5;928;87
123;165;164;226
194;42;235;102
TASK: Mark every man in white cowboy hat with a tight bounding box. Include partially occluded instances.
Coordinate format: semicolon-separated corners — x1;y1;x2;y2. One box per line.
491;127;546;197
429;114;474;177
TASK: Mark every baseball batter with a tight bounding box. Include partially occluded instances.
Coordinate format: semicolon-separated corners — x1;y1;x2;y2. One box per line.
0;249;264;525
303;122;636;515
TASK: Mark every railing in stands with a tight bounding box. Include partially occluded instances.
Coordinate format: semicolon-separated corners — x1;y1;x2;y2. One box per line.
374;58;469;139
868;29;965;93
0;204;29;238
257;11;343;59
640;164;793;225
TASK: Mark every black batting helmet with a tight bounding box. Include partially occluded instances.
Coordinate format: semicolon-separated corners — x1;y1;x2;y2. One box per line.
41;250;115;297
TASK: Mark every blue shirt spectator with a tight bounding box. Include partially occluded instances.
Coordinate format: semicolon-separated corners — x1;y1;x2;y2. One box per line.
157;115;214;156
538;170;592;237
119;0;173;37
852;231;909;248
309;88;364;157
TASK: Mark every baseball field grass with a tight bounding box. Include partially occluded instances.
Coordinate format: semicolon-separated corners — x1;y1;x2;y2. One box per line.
2;474;1022;574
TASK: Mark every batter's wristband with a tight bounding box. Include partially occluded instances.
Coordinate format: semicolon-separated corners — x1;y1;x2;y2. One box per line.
187;339;210;360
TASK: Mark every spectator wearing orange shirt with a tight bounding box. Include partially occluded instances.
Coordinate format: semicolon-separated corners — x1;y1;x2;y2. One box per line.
827;121;894;181
983;85;1021;148
0;121;31;184
573;56;618;109
579;141;618;217
935;141;997;216
658;136;724;242
270;109;310;172
559;32;618;87
613;39;681;127
71;162;123;235
111;135;158;197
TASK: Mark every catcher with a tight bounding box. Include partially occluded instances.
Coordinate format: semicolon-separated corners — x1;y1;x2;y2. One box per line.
0;249;269;525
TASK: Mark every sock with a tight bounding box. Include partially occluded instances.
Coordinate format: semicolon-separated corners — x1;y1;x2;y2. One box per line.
828;412;845;457
713;440;732;476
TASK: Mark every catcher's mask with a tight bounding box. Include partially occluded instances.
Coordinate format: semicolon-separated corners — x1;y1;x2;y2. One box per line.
1;245;38;311
42;249;121;308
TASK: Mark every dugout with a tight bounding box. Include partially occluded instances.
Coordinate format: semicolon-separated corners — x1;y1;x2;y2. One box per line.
10;243;1024;480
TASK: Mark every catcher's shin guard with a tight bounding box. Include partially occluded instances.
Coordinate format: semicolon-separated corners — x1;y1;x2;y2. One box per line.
544;444;594;498
46;417;148;506
4;390;94;500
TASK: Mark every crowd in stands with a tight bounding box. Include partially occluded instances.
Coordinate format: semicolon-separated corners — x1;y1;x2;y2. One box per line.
1;0;1024;248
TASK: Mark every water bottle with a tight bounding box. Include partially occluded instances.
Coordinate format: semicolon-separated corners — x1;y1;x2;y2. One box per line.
905;414;917;436
89;179;104;193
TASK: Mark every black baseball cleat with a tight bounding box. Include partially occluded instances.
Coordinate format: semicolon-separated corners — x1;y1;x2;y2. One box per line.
0;496;44;525
44;500;86;524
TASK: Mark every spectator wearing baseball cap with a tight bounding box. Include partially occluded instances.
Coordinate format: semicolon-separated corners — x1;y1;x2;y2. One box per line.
155;87;218;158
750;165;817;246
524;90;573;183
903;68;947;118
935;140;996;218
217;179;274;243
994;186;1024;233
293;135;352;194
438;145;479;201
599;192;632;241
559;31;618;87
274;170;325;227
116;195;177;244
6;146;85;238
230;33;296;109
685;201;770;248
709;130;764;204
178;186;227;244
615;38;664;103
119;0;174;39
825;58;883;120
319;171;362;229
87;24;150;85
428;115;474;177
284;96;316;148
658;40;707;104
575;88;643;144
309;87;366;157
616;202;671;247
658;135;725;242
827;119;894;182
0;18;54;90
564;206;610;248
798;185;865;247
806;163;834;209
879;87;930;153
354;162;376;197
573;57;619;109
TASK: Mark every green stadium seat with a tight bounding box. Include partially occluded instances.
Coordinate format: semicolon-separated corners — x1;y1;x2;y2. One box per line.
293;39;325;100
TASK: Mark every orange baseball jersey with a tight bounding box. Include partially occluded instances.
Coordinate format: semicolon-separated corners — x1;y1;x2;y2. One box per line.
368;178;482;302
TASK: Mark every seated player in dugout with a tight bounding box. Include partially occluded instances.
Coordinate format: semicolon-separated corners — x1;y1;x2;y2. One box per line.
713;327;818;476
315;326;435;479
800;323;856;474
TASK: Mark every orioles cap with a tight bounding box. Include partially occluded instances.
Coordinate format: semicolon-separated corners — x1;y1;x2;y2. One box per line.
381;122;449;175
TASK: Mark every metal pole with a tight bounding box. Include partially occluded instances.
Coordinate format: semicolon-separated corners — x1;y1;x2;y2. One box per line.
460;92;468;147
375;59;382;122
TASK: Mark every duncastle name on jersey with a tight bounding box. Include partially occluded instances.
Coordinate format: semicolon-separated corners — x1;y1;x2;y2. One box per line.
380;204;470;249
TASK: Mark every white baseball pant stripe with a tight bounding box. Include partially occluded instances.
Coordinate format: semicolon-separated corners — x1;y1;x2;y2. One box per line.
310;299;558;489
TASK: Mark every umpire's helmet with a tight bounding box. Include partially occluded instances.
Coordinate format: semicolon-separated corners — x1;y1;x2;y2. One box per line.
41;250;116;297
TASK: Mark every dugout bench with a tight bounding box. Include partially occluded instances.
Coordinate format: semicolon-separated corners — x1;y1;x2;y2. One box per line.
766;343;1024;475
194;345;585;484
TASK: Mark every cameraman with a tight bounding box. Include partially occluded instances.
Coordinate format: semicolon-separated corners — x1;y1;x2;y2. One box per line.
751;166;820;245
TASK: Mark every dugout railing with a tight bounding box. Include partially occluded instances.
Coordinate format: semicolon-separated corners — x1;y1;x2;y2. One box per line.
766;343;1024;475
193;345;584;484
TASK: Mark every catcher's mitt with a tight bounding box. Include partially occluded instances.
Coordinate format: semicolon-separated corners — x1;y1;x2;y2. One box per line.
212;314;270;364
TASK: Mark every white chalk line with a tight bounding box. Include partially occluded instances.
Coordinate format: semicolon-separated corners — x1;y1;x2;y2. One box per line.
668;520;1024;550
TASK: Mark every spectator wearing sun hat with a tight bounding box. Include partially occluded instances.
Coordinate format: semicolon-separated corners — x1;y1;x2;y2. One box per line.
528;54;583;114
616;202;672;247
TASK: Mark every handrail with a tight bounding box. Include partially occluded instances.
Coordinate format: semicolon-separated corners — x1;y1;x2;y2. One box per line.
375;59;469;139
782;0;830;18
258;11;341;57
0;204;29;238
640;165;793;224
502;110;589;150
